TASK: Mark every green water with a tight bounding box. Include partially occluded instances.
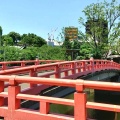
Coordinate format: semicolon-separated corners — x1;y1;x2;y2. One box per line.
50;94;74;115
50;89;120;120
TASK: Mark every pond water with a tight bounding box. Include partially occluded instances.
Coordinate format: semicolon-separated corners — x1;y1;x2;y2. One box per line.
50;89;120;120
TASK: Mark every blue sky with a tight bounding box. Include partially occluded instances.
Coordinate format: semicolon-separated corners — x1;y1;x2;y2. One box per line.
0;0;116;40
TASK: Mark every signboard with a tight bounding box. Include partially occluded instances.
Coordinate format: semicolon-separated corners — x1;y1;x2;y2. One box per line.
65;27;78;41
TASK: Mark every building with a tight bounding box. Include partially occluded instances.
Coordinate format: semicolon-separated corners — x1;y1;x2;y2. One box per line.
107;55;120;63
65;27;78;41
47;41;54;46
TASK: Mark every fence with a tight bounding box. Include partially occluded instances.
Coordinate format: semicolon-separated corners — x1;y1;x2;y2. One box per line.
0;76;120;119
0;60;119;119
0;59;63;70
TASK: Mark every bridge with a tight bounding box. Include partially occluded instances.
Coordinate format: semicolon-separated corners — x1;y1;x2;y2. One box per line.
0;59;120;120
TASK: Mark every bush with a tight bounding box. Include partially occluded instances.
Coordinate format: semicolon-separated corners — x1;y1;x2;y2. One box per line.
0;45;66;61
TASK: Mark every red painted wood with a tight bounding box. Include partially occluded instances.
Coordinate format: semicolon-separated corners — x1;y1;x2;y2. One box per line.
87;102;120;112
40;101;50;114
0;59;119;119
0;81;4;106
74;92;86;120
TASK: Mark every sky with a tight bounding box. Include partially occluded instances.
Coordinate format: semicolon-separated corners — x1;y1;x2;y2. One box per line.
0;0;118;41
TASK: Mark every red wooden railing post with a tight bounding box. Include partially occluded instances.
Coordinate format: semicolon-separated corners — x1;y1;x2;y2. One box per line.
71;62;76;75
35;58;40;65
8;86;20;109
0;81;4;106
77;62;81;73
40;101;50;114
90;60;94;73
82;61;86;72
2;63;7;70
7;76;20;120
29;69;37;87
101;61;104;70
21;61;25;67
87;62;90;71
64;71;68;77
96;61;99;70
55;65;61;78
46;61;50;64
74;84;87;120
29;69;37;77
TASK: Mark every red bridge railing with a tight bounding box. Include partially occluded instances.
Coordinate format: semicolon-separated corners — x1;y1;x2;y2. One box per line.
0;60;119;119
0;60;119;77
0;59;62;70
0;76;120;119
0;60;119;94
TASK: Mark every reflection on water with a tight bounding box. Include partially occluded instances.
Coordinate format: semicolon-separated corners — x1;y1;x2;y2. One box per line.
50;89;120;120
93;90;120;120
50;94;74;115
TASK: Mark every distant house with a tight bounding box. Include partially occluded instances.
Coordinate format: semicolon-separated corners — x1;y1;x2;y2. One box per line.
47;40;54;46
47;39;63;47
107;55;120;63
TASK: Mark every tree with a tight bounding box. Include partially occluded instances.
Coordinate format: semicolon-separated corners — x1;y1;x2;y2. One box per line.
70;40;81;60
71;40;80;49
79;0;120;59
39;45;66;60
62;37;71;49
2;35;13;46
8;32;21;45
79;42;92;59
111;38;120;54
20;33;46;47
33;36;47;47
0;26;2;47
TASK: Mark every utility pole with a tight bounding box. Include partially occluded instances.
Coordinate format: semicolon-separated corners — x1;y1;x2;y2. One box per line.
0;26;2;52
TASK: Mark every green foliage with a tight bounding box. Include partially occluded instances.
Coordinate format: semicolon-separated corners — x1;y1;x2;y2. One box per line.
0;45;66;61
0;26;2;47
62;36;81;60
2;32;46;48
0;25;65;61
2;35;13;46
8;32;21;45
78;0;120;59
71;40;80;49
0;46;21;61
20;33;46;47
0;26;2;36
111;38;120;55
39;45;66;60
18;47;38;60
62;37;71;49
79;42;92;59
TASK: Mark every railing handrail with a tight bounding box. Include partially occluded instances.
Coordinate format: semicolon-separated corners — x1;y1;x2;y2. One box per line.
0;60;119;75
0;59;63;64
1;75;120;91
0;59;63;71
